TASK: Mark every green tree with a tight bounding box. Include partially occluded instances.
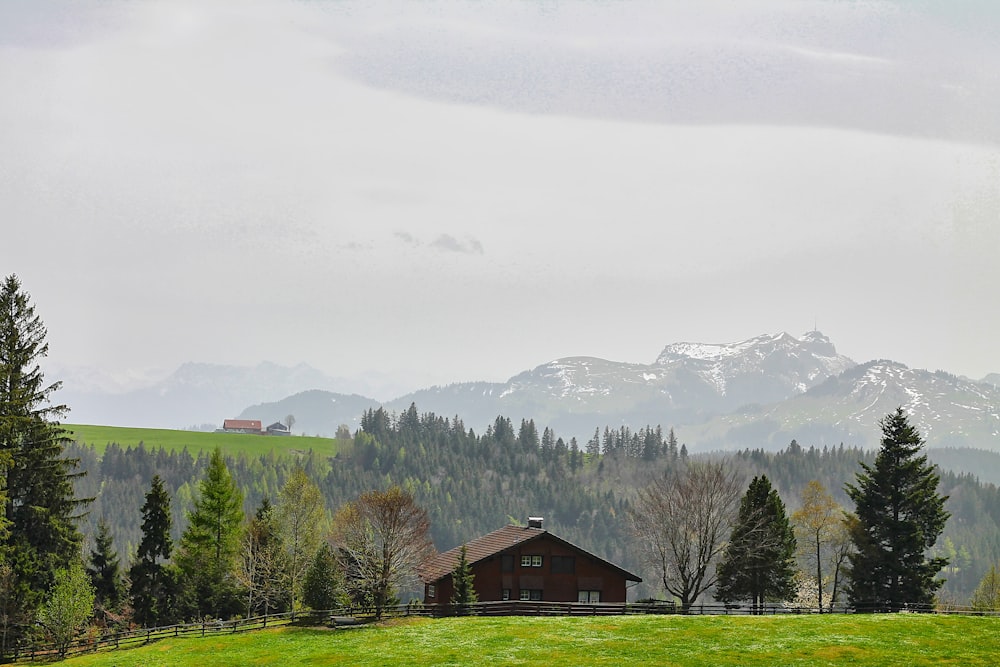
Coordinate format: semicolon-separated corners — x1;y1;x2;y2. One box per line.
301;543;343;612
450;544;477;611
37;561;95;658
715;475;797;614
87;518;124;613
970;563;1000;612
791;480;844;612
276;467;325;612
129;475;178;627
0;275;86;629
176;448;245;619
845;408;950;612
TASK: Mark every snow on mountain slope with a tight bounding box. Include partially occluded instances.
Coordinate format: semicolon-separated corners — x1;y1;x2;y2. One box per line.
689;360;1000;451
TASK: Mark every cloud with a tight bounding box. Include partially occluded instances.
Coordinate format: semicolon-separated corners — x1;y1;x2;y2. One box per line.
430;234;484;255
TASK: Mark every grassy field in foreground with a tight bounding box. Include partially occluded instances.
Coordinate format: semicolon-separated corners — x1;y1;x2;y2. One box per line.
64;424;343;458
58;614;1000;667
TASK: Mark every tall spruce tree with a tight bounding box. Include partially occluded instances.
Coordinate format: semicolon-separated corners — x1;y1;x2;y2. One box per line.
176;448;245;619
450;544;477;611
87;518;124;613
715;475;797;614
129;475;178;627
0;275;86;633
845;408;950;611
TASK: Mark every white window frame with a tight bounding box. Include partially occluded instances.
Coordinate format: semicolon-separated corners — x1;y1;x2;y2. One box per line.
521;554;543;568
578;590;601;603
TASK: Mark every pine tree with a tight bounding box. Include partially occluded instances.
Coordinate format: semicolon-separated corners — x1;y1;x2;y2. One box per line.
450;544;477;612
87;518;124;612
301;543;343;613
715;475;797;614
129;475;178;627
176;448;245;619
0;275;87;632
845;408;950;612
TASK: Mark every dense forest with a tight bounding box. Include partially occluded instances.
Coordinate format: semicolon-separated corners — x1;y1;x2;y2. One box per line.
71;404;1000;605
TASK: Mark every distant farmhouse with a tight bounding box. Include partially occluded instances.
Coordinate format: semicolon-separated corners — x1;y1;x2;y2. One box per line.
419;517;641;604
219;419;293;435
265;421;290;436
221;419;263;434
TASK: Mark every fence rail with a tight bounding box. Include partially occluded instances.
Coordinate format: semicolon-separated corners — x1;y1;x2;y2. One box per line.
8;601;1000;663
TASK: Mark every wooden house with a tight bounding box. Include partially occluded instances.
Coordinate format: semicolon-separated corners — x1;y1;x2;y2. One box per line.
222;419;262;434
419;517;641;604
265;421;291;436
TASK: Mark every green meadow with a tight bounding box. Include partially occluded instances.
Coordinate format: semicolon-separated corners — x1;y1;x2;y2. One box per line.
58;614;1000;667
64;424;343;458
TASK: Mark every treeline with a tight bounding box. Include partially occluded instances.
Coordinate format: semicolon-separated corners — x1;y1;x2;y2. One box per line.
70;406;1000;610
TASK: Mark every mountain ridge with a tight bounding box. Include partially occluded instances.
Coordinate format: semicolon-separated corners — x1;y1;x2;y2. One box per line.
59;331;1000;453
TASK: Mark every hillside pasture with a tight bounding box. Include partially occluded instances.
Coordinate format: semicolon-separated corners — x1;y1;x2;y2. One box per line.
64;423;344;458
58;613;1000;667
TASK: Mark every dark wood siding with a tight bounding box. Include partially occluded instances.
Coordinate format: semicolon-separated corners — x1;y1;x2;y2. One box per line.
425;533;632;603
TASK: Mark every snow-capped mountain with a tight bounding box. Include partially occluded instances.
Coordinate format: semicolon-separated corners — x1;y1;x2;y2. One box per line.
382;331;856;437
58;331;1000;454
686;360;1000;451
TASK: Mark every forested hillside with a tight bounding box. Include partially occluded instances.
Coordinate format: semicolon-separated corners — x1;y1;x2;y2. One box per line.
72;404;1000;604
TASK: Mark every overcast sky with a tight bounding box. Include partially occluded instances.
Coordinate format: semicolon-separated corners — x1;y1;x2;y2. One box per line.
2;0;999;398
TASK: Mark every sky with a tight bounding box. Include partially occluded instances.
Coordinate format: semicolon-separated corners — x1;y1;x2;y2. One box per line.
2;0;999;399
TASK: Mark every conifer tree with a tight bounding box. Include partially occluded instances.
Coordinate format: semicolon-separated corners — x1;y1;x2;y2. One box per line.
0;275;86;631
715;475;797;614
130;475;178;627
450;544;477;612
301;543;342;612
87;518;124;612
845;408;950;611
176;448;245;619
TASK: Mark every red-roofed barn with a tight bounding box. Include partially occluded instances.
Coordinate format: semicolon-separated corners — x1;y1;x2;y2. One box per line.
419;517;641;604
222;419;262;434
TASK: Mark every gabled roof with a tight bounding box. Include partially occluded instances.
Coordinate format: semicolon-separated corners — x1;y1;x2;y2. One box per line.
419;524;642;584
223;419;261;430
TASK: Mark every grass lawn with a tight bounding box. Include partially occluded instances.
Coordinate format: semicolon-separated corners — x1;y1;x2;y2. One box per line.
58;614;1000;667
64;424;342;458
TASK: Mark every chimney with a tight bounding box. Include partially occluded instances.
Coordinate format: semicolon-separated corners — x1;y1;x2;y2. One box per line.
527;516;544;530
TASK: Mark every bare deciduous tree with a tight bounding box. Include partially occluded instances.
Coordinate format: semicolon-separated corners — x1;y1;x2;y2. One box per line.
629;460;743;612
330;486;435;618
237;499;289;619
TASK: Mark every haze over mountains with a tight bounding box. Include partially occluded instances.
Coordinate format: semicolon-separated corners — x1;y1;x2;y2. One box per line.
56;331;1000;454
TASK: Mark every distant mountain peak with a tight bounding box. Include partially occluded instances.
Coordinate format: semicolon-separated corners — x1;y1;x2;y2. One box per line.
654;330;844;365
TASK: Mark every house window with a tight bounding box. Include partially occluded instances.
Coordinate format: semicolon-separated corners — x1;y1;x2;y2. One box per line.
551;556;575;574
521;555;543;568
501;555;514;572
502;589;511;601
578;590;601;603
428;585;436;598
519;589;543;601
